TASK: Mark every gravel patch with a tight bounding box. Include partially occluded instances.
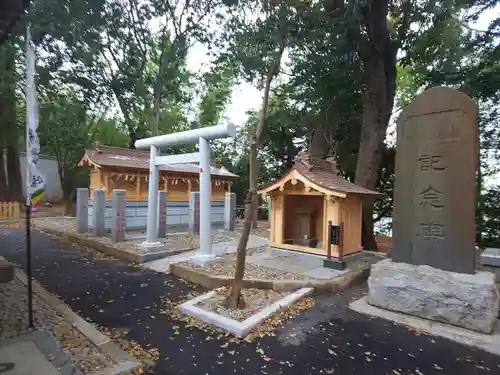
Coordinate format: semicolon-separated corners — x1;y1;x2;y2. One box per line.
52;322;112;374
0;277;114;374
0;278;61;341
196;287;287;321
33;217;239;255
345;253;385;271
178;249;310;281
235;222;270;239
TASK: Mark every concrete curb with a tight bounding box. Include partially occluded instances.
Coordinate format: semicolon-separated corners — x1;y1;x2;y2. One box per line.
138;247;195;263
171;263;370;293
33;225;141;264
34;225;196;265
0;330;84;375
15;269;143;375
350;296;500;357
180;287;314;337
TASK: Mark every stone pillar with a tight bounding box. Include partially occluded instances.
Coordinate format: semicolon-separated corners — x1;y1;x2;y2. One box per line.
144;145;160;246
224;192;236;231
158;191;166;239
111;189;126;243
197;137;213;257
139;146;162;253
91;189;105;237
188;192;200;234
76;188;88;233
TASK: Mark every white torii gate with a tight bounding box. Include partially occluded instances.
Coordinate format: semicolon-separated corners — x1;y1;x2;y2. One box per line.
135;124;236;263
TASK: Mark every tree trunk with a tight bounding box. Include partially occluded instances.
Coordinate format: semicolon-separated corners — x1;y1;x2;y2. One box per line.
308;123;330;159
354;54;393;250
6;145;23;202
151;83;162;136
228;116;267;309
252;204;258;229
0;41;18;202
347;0;400;250
228;146;259;309
228;24;286;308
283;127;296;168
0;149;8;200
129;127;138;149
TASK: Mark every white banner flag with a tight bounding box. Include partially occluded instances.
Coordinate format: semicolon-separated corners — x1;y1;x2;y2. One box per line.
26;26;45;210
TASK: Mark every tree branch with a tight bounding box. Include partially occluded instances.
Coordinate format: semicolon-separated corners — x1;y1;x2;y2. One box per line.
395;0;411;49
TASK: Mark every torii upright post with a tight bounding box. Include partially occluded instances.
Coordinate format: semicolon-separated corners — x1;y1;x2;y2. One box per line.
135;124;236;263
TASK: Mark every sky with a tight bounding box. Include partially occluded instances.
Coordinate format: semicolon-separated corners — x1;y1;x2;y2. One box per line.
185;42;262;126
185;6;500;128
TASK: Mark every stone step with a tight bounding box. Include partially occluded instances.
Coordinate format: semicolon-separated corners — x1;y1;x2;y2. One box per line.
0;256;15;283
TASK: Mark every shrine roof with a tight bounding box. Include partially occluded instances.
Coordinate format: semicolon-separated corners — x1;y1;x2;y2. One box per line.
258;153;381;197
78;145;240;180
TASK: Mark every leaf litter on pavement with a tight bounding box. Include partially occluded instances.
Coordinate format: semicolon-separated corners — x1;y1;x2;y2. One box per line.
161;291;315;344
95;325;158;374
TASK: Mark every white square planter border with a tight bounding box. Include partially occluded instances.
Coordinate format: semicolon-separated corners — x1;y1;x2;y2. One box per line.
179;287;314;337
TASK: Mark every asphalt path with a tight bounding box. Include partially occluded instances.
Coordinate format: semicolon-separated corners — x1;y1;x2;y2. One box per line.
1;227;499;375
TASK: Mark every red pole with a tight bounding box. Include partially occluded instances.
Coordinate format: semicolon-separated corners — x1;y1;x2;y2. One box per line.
338;221;344;261
327;220;332;259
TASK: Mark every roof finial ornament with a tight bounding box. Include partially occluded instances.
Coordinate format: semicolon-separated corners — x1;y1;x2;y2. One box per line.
294;150;313;170
325;150;341;176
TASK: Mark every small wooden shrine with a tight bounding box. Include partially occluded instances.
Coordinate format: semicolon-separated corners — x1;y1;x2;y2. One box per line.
258;152;380;259
79;145;239;202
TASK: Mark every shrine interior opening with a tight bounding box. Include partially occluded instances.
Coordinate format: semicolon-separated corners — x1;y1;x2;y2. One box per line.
283;194;324;250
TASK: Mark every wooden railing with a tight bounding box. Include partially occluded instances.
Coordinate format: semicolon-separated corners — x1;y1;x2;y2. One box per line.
0;202;20;220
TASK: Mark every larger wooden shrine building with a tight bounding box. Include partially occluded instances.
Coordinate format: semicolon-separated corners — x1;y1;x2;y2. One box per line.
258;152;380;258
79;145;240;201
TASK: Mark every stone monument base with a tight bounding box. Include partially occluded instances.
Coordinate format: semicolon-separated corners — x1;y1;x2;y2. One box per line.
367;259;499;334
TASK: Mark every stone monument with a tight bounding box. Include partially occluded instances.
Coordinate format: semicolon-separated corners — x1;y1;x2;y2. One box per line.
91;189;105;237
189;192;201;235
368;87;499;334
224;192;236;231
111;189;126;243
158;191;167;239
392;86;477;273
76;188;88;233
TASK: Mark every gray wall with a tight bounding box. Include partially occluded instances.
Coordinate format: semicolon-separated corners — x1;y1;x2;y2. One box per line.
88;200;225;231
13;152;63;202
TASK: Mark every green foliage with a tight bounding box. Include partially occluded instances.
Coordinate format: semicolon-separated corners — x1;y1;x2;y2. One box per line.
1;0;498;245
197;64;236;127
90;118;130;148
38;93;92;199
0;41;17;145
480;187;500;247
